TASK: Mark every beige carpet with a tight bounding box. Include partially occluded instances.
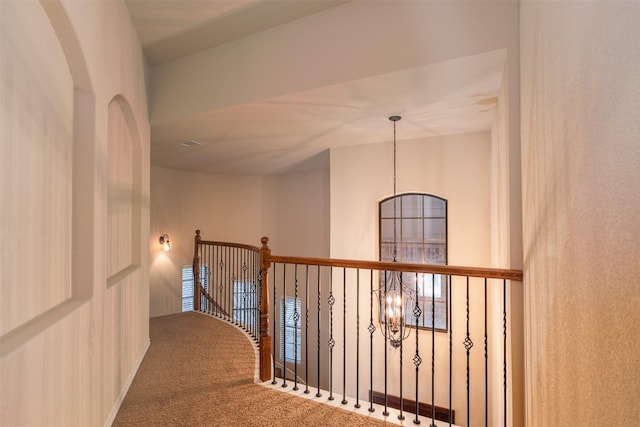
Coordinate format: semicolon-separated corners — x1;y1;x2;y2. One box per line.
113;312;390;426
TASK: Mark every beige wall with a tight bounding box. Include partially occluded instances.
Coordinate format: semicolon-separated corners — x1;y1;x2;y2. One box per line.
275;164;330;259
491;59;524;426
521;2;640;425
330;131;495;425
0;1;150;426
149;166;277;317
149;165;330;317
330;131;492;266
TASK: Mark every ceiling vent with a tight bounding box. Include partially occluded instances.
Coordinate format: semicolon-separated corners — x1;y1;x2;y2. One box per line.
179;140;203;148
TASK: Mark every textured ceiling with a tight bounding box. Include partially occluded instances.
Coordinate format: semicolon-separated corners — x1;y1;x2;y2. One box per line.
126;0;348;65
126;1;508;175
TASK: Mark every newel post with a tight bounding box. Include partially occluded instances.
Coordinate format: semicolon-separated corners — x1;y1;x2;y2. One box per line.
193;230;202;312
259;236;272;382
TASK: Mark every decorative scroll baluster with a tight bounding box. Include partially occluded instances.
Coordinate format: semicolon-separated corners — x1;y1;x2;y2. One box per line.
383;271;389;417
210;246;214;313
272;262;277;385
222;246;226;318
238;250;241;324
200;244;205;313
355;269;361;409
328;270;335;401
230;246;235;322
224;247;227;317
293;264;299;391
255;252;259;339
464;276;474;427
342;268;347;405
215;245;219;316
503;279;507;427
368;270;375;413
413;273;422;425
484;278;488;427
228;246;232;321
254;252;259;340
304;265;310;394
245;258;250;331
234;248;237;321
449;275;453;426
282;264;288;388
241;254;246;329
250;253;254;333
241;251;244;328
244;252;248;330
224;246;228;320
228;247;232;321
220;247;224;317
431;274;436;427
316;266;322;398
399;280;405;421
201;244;206;312
230;247;233;319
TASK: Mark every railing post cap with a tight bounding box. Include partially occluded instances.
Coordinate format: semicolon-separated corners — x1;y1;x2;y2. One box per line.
261;236;269;248
196;229;200;235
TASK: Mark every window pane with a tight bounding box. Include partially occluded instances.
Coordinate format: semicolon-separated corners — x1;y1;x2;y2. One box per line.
417;274;446;298
280;296;301;364
425;245;446;264
380;218;399;242
401;243;422;263
424;197;446;217
380;198;400;218
401;194;422;218
401;218;422;243
379;193;448;331
380;243;395;261
424;218;446;243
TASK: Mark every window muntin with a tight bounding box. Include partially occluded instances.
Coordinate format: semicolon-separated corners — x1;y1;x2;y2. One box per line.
379;193;448;331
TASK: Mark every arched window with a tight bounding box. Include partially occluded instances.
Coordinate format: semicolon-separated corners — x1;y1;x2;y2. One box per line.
379;193;448;331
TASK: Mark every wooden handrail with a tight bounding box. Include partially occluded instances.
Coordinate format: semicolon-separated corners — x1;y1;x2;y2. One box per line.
258;238;522;385
198;239;260;252
265;255;523;282
193;232;522;384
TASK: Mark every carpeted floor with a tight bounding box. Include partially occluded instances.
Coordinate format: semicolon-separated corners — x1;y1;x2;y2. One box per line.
112;312;390;426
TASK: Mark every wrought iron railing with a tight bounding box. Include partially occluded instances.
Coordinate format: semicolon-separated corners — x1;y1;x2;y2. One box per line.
192;230;262;343
193;231;523;426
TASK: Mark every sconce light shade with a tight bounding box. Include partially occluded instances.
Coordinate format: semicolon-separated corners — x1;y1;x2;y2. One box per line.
159;233;171;252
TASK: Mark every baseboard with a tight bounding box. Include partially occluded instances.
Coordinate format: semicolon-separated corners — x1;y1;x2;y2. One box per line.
103;338;151;427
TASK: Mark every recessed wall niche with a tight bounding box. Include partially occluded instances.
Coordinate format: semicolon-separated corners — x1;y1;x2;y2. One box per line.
0;0;94;342
107;96;142;287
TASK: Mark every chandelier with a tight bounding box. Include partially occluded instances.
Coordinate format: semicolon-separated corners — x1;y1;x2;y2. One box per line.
377;115;415;349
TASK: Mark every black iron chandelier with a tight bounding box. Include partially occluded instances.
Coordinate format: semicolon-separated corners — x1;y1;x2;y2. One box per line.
376;115;415;348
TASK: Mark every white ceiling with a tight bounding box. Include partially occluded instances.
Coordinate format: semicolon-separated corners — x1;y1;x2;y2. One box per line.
126;0;348;65
126;0;507;175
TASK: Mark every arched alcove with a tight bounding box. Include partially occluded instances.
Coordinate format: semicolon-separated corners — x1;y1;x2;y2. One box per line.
107;95;143;287
0;0;95;349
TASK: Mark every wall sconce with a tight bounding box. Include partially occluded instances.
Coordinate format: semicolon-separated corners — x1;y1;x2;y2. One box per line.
159;233;171;252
